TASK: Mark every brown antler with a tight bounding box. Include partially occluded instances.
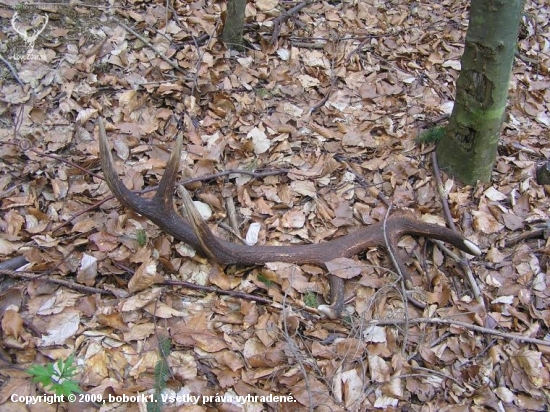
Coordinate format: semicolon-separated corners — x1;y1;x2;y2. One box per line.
98;118;481;318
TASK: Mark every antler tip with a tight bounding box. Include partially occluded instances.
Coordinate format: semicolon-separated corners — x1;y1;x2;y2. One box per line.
317;305;339;320
463;239;482;256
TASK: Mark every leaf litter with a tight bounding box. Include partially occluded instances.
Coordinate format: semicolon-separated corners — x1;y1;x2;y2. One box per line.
0;0;549;410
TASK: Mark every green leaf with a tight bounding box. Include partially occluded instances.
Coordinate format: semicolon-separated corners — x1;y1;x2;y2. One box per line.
26;356;82;398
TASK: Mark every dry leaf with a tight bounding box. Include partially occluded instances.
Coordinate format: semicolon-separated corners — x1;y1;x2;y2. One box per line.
1;309;24;339
40;311;80;346
325;257;361;279
76;253;98;286
472;210;505;234
247;126;271;154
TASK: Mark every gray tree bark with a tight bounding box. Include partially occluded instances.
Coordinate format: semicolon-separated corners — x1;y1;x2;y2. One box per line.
221;0;246;51
436;0;525;184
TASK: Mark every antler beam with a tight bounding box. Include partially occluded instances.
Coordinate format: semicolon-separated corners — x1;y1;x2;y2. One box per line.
98;118;481;318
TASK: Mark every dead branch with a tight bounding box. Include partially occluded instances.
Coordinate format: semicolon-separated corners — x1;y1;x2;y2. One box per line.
369;317;550;347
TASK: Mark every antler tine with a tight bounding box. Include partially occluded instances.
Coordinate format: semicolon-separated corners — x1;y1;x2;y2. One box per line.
98;118;146;212
154;131;184;208
178;185;219;261
98;117;182;213
98;117;209;253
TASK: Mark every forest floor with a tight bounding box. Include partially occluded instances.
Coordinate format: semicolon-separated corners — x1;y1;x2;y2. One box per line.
0;0;549;411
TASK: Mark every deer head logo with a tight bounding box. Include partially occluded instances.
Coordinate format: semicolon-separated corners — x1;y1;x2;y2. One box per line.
11;11;49;53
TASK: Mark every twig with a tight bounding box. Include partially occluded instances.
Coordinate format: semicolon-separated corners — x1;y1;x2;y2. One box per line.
30;148;105;180
343;30;404;64
0;54;24;87
218;193;247;245
282;265;314;411
113;19;187;75
290;41;326;49
0;141;105;180
431;152;456;231
383;206;409;354
368;317;550;347
505;226;548;247
0;256;28;271
0;269;113;295
310;72;339;113
310;34;341;113
333;153;420;318
52;196;112;233
189;21;220;95
178;33;210;47
225;195;241;235
84;36;108;58
271;0;313;44
217;222;247;244
332;154;391;206
163;279;271;304
432;152;483;305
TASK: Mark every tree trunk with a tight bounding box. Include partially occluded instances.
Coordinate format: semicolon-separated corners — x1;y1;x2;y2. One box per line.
436;0;525;184
221;0;246;51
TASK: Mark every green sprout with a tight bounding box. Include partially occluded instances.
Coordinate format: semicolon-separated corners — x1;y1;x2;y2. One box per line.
26;355;82;397
416;126;446;144
147;336;172;412
257;273;274;287
136;229;147;247
303;291;318;308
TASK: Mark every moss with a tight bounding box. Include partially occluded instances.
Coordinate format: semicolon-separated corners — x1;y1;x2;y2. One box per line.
416;126;446;144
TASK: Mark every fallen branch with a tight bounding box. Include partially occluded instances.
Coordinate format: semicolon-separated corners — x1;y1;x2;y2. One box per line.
0;255;28;271
271;0;314;44
163;279;271;305
432;152;483;306
0;53;24;87
113;19;187;76
369;317;550;347
0;269;113;296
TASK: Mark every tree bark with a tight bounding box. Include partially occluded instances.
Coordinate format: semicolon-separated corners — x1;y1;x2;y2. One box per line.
221;0;246;51
436;0;525;184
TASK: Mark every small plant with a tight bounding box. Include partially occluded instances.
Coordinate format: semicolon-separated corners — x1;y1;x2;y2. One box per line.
303;291;318;308
26;355;82;397
416;126;446;144
93;61;111;73
147;336;172;412
341;314;353;326
136;229;147;247
257;273;273;287
255;88;271;98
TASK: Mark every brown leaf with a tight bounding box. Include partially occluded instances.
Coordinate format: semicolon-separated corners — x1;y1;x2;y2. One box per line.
39;310;80;346
502;213;524;230
96;312;129;332
214;350;244;372
209;265;240;290
123;323;155;341
128;258;164;293
281;209;306;229
76;253;98;286
472;210;505;234
89;231;119;252
325;257;362;279
1;309;24;339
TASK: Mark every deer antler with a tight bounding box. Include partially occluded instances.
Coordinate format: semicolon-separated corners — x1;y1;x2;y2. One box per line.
97;118;481;318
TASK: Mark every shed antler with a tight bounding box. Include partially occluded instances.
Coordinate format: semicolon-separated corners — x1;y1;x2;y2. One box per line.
98;118;481;318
